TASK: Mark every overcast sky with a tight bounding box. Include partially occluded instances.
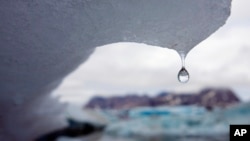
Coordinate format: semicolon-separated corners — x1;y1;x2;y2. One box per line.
53;0;250;105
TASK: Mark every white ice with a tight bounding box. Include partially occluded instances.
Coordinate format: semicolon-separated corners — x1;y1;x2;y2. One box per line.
0;0;231;140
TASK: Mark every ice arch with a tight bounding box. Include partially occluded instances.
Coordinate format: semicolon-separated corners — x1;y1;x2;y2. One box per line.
0;0;231;140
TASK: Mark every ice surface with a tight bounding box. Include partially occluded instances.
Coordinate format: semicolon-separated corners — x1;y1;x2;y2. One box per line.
105;106;227;137
0;0;231;140
104;103;250;138
59;103;250;141
223;102;250;124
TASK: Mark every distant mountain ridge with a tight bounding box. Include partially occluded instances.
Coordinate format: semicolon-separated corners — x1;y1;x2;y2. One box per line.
84;88;240;110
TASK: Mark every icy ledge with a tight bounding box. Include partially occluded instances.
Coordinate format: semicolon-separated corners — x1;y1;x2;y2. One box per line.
0;0;231;140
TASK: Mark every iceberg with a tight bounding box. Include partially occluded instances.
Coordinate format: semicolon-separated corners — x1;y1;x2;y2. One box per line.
104;103;250;139
223;102;250;124
0;0;231;140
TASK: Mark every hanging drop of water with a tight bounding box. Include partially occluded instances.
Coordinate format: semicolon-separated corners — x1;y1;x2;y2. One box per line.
177;53;189;83
178;67;189;83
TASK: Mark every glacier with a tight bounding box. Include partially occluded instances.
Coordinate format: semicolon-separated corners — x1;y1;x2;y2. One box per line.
0;0;231;140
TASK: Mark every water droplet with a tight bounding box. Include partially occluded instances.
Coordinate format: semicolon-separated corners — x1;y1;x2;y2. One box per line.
177;52;189;83
178;67;189;83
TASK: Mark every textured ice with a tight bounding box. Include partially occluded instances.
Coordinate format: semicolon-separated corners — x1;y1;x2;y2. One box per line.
0;0;231;140
105;106;227;137
223;102;250;124
104;103;250;138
